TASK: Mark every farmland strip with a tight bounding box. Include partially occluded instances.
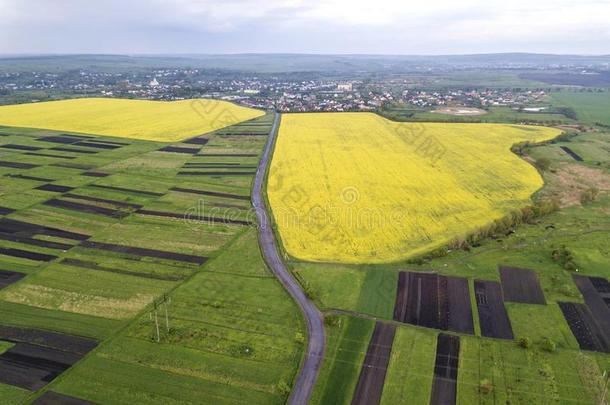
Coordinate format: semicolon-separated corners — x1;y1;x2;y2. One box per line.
50;147;98;154
88;184;164;197
197;153;258;157
137;208;252;225
35;184;75;193
80;241;207;264
62;193;143;209
183;137;209;145
0;161;38;169
158;146;200;154
24;152;76;159
0;247;57;262
51;162;95;170
5;174;53;182
573;275;610;343
33;391;99;405
430;333;460;405
474;280;514;339
37;135;87;144
81;171;109;177
351;322;396;405
558;302;610;353
0;218;90;241
0;207;15;215
0;270;25;289
560;146;583;161
499;266;546;304
170;187;250;201
61;258;184;281
0;144;42;151
73;141;121;150
43;199;130;219
0;231;74;250
178;171;257;176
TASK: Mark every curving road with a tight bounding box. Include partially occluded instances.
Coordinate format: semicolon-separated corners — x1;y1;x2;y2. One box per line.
252;112;326;405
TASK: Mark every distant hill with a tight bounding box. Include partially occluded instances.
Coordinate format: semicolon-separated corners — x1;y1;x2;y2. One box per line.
1;53;610;74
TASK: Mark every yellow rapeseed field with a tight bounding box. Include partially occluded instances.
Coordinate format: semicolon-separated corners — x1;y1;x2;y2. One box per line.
268;113;562;264
0;98;264;141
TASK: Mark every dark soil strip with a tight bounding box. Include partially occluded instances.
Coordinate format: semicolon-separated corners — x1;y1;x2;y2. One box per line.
0;269;25;289
88;184;164;197
178;171;257;176
50;147;98;154
62;193;142;209
0;144;42;151
197;153;258;157
499;266;546;304
0;161;38;169
158;146;200;154
558;302;610;353
446;277;475;334
393;272;473;334
5;174;53;182
80;241;207;264
85;139;128;146
51;162;95;170
0;207;15;215
474;280;514;340
560;146;583;161
0;218;90;241
73;141;121;150
0;324;98;354
184;162;241;166
33;391;99;405
0;231;74;250
0;247;57;262
24;152;76;160
573;275;610;343
137;208;252;226
430;333;460;405
35;184;75;193
170;187;250;201
43;199;129;219
351;322;396;405
0;326;98;391
183;137;209;145
81;171;109;177
37;135;84;144
61;258;184;281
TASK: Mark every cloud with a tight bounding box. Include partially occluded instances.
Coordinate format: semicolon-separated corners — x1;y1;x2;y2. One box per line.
0;0;608;54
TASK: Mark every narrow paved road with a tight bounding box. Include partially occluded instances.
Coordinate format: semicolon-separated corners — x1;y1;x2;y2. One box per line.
252;112;326;405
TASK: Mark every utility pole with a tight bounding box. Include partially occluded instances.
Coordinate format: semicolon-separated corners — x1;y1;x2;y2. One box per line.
164;295;171;332
601;370;609;405
154;301;160;343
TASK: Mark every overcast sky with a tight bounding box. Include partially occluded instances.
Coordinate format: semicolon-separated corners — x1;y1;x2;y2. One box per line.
0;0;609;55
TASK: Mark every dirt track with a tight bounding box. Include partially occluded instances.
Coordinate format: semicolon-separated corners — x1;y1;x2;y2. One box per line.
252;112;325;405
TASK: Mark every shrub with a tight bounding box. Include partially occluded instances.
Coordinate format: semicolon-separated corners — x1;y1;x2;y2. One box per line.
324;315;341;328
535;157;552;171
552;245;577;271
541;337;557;352
277;380;291;396
518;337;531;349
580;187;599;205
479;379;493;394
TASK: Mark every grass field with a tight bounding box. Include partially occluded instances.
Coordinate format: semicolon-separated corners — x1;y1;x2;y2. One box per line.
0;98;264;141
551;91;610;125
0;111;304;404
269;112;561;263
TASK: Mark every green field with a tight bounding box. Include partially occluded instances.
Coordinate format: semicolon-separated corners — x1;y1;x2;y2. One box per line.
0;112;304;404
551;91;610;125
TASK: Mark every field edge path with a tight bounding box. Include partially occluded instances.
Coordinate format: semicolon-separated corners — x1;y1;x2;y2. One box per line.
252;111;326;405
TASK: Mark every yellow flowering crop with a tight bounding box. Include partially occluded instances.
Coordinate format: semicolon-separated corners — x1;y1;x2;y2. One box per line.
268;113;561;264
0;98;263;142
